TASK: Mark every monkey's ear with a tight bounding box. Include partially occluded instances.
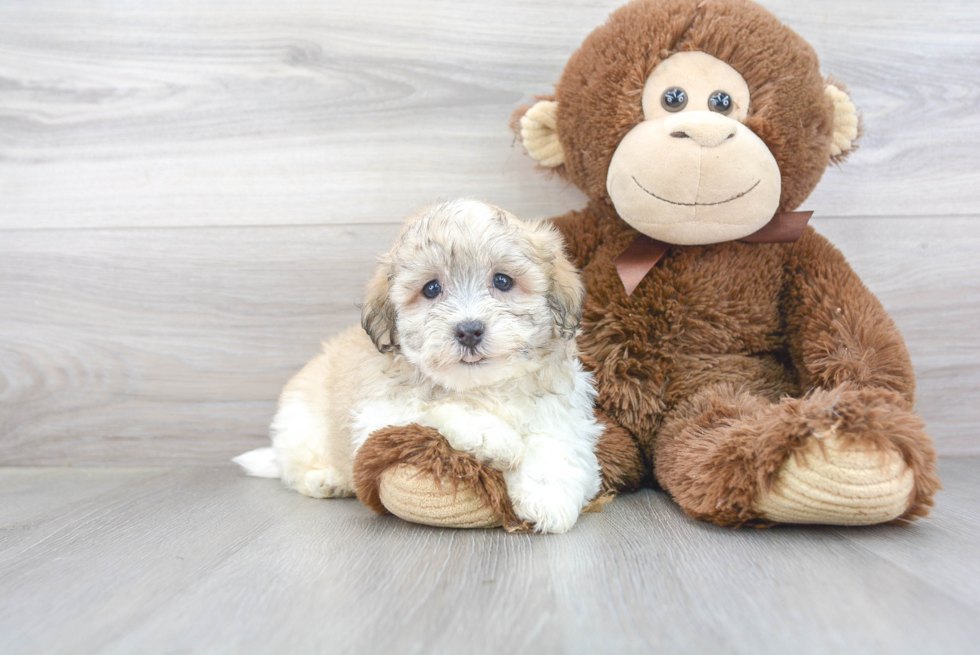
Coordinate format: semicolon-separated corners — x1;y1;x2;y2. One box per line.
513;100;566;169
825;81;860;162
360;257;398;353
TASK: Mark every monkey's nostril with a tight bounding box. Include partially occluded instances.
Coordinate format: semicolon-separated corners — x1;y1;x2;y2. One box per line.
726;132;736;140
670;131;690;139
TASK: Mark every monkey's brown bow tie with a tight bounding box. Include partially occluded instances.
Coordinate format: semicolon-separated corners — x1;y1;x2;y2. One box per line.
613;211;813;295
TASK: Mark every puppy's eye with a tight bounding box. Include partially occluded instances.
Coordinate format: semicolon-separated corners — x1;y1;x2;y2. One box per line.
708;90;733;115
422;280;442;299
661;87;687;112
492;273;513;292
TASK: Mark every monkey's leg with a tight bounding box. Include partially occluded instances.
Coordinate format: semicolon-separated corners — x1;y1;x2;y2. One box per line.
593;409;646;495
652;382;939;527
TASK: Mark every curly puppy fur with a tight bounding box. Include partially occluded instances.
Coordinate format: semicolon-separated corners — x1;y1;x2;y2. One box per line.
236;200;605;533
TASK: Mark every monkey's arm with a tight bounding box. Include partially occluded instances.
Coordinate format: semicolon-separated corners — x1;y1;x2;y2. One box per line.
782;227;916;403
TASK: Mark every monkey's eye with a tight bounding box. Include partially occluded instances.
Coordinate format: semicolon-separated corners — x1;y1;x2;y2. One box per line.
708;91;733;115
492;274;513;292
661;87;688;112
422;280;442;299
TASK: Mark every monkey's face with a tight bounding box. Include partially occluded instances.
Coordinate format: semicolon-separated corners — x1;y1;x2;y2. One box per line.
605;52;782;245
517;2;859;229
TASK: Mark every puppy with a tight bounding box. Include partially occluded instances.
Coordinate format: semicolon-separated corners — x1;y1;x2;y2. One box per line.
235;199;602;533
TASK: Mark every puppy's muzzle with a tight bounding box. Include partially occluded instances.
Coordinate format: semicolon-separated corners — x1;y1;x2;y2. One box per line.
455;321;485;349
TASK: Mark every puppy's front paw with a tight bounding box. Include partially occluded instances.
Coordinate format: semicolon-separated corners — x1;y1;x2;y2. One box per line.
299;467;353;499
504;442;597;534
425;407;525;470
472;422;526;471
506;482;580;534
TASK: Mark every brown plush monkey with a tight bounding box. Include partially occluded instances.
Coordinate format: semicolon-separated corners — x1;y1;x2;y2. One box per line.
353;0;939;528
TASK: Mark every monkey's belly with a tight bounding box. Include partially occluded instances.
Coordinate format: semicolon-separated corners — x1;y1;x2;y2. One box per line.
663;352;799;405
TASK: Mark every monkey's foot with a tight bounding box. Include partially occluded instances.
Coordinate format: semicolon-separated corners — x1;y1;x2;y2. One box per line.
755;429;915;525
378;463;501;528
656;384;938;527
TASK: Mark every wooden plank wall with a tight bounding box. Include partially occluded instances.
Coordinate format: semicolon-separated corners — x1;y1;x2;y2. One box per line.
1;0;977;464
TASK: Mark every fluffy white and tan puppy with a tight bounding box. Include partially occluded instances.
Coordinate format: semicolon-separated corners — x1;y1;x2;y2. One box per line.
235;199;602;533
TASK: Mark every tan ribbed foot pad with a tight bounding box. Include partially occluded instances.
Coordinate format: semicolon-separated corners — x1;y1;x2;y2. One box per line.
378;464;501;529
755;433;914;525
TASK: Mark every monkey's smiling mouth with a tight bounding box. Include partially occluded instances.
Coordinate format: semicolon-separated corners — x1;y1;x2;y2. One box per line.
632;177;760;207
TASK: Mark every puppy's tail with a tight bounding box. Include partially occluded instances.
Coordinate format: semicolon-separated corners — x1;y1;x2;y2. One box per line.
232;447;281;478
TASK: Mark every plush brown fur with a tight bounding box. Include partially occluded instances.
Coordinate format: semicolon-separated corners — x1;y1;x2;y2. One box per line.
500;0;939;526
654;383;939;526
541;199;939;525
355;0;938;528
594;409;648;494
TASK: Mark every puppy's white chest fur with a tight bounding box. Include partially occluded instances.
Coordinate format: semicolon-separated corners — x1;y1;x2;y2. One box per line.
349;340;600;475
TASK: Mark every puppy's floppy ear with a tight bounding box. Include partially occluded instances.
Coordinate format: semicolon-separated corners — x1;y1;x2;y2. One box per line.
550;251;585;340
360;255;398;353
528;222;585;339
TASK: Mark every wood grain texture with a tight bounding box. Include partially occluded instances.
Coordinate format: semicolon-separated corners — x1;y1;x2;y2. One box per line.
1;0;979;230
1;217;976;465
0;223;401;465
1;459;978;654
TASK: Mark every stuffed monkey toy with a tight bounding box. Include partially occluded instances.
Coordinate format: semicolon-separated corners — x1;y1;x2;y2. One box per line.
352;0;939;529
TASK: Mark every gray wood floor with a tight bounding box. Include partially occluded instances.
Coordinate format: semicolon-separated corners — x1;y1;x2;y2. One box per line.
1;458;978;654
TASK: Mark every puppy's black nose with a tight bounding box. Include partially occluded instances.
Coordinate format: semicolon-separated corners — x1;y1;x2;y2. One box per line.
455;321;485;348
